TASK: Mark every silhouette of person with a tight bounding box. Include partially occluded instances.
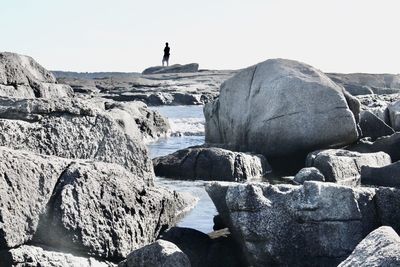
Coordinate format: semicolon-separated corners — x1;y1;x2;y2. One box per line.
162;42;170;67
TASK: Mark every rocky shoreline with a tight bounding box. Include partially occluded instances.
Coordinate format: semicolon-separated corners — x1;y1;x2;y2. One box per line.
2;53;400;266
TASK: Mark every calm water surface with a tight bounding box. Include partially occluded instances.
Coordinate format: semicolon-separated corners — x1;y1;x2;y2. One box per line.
148;105;217;233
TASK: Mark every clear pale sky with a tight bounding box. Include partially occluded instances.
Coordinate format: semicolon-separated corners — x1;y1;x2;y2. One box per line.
2;0;399;73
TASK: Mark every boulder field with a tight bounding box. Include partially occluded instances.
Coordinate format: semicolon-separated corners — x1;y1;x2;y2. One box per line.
0;52;194;266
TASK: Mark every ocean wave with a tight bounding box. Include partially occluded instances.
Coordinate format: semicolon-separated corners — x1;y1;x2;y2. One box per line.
169;117;205;136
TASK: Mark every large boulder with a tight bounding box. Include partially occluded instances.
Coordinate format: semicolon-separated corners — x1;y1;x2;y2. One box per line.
118;240;190;267
338;226;400;267
0;52;73;98
205;59;358;161
142;63;199;75
206;181;379;267
33;161;192;261
0;245;114;267
306;149;391;186
388;100;400;130
0;97;154;185
375;187;400;233
153;146;270;181
0;147;193;261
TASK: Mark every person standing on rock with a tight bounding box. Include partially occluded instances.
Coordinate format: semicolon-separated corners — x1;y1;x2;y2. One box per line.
162;42;170;67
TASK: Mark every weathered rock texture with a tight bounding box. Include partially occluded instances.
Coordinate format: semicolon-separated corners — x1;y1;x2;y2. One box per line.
118;240;190;267
0;245;114;267
293;167;325;184
0;147;68;249
361;161;400;187
0;147;193;262
206;181;386;267
34;161;190;261
205;59;358;160
0;52;73;98
388;100;400;131
306;149;391;186
0;97;154;185
338;226;400;267
357;94;400;124
153;146;270;181
142;63;199;75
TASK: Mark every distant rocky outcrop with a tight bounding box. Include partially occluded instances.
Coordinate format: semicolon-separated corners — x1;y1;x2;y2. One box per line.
0;52;73;98
327;73;400;95
142;63;199;75
205;59;359;163
153;146;270;181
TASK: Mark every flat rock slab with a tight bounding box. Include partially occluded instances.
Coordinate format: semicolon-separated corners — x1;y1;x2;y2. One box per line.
153;146;270;181
306;149;391;186
142;63;199;75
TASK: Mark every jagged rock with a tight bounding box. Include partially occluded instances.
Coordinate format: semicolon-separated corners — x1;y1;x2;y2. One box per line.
293;167;325;184
142;63;199;75
306;149;391;186
104;101;170;142
361;161;400;187
388;100;400;130
0;97;154;185
153;146;270;181
205;59;358;160
348;133;400;162
327;73;400;95
0;147;68;249
357;94;400;124
118;240;190;267
206;181;378;267
338;226;400;267
33;161;193;261
359;110;394;140
0;245;115;267
160;227;246;267
0;52;73;98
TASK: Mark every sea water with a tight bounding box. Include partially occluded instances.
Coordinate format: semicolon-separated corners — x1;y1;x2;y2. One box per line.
147;105;217;233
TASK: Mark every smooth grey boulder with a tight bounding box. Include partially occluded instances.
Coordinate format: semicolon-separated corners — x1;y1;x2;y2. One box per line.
359;110;394;140
0;52;73;98
388;100;400;130
349;133;400;162
0;245;114;267
293;167;325;184
0;97;154;185
338;226;400;267
205;59;358;159
142;63;199;75
206;181;378;267
0;147;68;249
306;149;391;186
357;94;400;124
34;161;193;261
361;161;400;187
118;240;190;267
153;146;270;181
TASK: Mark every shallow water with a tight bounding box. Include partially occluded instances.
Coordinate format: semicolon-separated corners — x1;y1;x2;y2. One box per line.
148;105;217;233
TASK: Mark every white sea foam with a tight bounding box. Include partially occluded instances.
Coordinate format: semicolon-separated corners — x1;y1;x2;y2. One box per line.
169;117;205;136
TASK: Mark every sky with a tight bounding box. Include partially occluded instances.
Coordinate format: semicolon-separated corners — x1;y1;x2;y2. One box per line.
1;0;400;73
